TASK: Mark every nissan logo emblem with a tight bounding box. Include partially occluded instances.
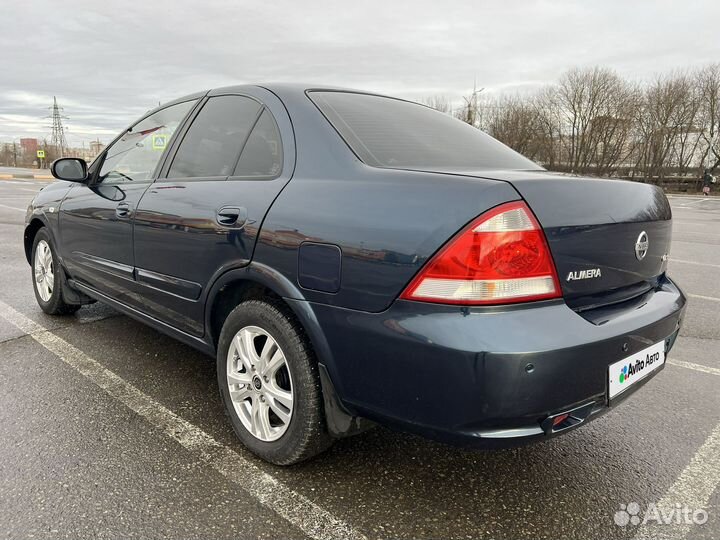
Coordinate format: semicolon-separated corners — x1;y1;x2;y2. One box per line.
635;231;649;261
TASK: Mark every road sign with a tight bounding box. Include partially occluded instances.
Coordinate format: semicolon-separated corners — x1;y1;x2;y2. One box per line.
36;150;45;159
152;134;168;151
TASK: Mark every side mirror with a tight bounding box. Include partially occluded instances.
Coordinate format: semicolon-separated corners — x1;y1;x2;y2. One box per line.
51;157;88;182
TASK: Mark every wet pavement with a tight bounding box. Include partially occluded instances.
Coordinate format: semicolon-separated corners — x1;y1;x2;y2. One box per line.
1;179;718;539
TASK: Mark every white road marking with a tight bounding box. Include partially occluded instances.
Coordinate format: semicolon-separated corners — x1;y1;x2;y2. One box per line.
0;203;25;212
673;231;720;239
667;196;707;201
671;200;720;209
633;423;720;540
672;221;720;227
674;239;720;247
668;358;720;377
688;293;720;303
0;180;43;185
675;198;709;208
0;300;366;540
633;356;720;538
669;259;720;269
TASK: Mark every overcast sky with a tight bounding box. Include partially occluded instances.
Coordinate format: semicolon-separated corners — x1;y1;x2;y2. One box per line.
1;0;719;146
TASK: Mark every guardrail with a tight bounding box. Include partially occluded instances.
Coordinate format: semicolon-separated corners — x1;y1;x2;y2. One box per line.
621;177;714;194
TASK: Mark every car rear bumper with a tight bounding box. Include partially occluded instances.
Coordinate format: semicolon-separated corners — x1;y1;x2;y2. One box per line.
306;276;686;447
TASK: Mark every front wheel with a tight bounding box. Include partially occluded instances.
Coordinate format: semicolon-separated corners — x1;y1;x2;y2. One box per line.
217;299;332;465
31;228;81;316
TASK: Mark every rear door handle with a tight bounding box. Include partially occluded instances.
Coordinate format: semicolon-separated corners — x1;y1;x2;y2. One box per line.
216;206;247;227
116;202;131;218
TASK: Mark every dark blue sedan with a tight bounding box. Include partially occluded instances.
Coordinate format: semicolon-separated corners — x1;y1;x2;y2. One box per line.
25;85;685;464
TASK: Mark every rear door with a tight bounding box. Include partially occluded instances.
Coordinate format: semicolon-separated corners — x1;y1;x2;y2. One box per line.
132;88;294;336
60;99;198;301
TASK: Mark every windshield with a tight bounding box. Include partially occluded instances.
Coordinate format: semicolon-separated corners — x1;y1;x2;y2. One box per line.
309;91;542;171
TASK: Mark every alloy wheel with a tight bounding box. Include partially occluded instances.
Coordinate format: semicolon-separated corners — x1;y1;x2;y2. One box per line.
226;325;294;442
34;240;54;302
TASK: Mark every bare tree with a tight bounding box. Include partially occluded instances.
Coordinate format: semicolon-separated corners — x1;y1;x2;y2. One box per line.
422;95;453;115
632;73;701;179
480;95;544;160
531;87;564;169
697;64;720;172
418;64;720;182
553;66;635;175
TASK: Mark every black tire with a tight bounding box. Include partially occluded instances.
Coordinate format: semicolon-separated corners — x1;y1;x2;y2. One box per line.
217;298;332;465
31;228;81;316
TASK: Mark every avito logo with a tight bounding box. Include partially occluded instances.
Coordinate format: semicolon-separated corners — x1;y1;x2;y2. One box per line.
619;351;661;384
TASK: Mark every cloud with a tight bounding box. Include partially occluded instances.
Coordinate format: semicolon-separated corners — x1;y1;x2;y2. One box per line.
1;0;718;145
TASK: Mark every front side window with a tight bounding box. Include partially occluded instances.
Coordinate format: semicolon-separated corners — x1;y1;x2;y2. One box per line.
98;100;196;184
309;91;542;171
168;96;263;178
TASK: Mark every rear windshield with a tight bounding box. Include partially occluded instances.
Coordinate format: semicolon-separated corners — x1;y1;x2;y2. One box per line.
309;91;542;171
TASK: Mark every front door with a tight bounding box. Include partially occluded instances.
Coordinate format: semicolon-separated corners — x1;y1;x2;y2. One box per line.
59;99;198;301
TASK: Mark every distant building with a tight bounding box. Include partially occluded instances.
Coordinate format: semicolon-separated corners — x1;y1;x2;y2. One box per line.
89;140;106;156
20;138;38;155
65;139;106;163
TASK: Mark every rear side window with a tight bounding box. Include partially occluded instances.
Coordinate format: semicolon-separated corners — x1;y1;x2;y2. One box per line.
309;91;541;171
168;96;262;178
233;110;283;178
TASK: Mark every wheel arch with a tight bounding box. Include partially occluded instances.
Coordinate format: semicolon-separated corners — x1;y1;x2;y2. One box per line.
205;262;329;361
203;263;366;436
24;217;48;264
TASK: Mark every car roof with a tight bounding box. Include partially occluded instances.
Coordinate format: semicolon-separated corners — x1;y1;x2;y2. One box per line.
147;84;401;117
140;83;406;129
215;82;359;94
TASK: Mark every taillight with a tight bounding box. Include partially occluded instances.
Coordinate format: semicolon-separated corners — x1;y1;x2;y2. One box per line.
400;201;562;305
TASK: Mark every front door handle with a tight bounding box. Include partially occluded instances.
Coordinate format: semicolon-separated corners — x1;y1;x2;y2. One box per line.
216;206;247;227
116;202;131;218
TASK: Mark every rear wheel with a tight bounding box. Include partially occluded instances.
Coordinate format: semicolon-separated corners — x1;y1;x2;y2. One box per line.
217;299;332;465
31;228;81;316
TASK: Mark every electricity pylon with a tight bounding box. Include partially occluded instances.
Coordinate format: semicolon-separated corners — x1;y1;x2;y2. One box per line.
47;96;69;158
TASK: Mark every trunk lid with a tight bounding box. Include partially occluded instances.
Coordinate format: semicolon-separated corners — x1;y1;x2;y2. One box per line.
483;171;672;309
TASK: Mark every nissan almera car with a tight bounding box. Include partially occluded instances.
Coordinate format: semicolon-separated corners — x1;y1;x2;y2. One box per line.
25;85;685;465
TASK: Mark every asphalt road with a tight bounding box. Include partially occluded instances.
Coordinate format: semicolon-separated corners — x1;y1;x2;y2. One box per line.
0;179;719;540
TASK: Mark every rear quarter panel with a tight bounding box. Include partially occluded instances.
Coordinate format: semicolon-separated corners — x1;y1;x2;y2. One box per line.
254;166;520;312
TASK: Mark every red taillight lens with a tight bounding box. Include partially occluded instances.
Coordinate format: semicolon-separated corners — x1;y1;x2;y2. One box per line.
400;201;562;305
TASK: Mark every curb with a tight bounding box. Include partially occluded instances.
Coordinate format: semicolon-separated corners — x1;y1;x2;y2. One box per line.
0;174;53;181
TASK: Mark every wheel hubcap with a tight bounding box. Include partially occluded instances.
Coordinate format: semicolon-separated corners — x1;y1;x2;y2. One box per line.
34;240;54;302
226;325;293;442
